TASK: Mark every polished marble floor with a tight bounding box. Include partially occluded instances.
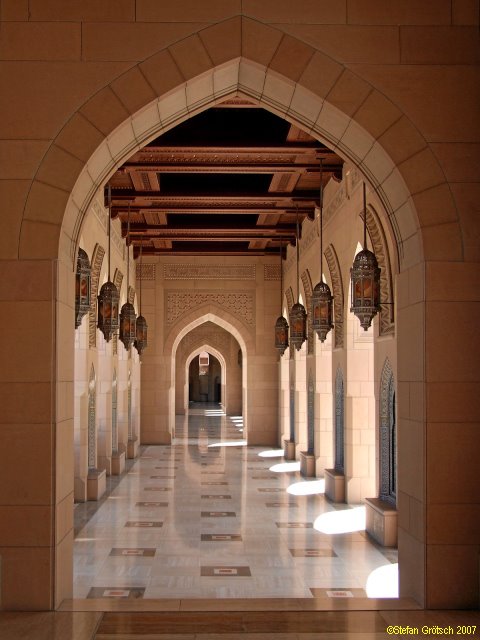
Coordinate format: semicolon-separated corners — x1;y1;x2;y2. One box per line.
73;404;398;601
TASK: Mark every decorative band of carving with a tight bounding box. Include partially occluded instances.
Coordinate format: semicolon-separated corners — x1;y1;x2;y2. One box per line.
362;207;395;336
324;244;344;349
89;244;105;349
128;285;136;306
285;287;294;315
164;264;255;280
264;264;280;281
166;291;255;327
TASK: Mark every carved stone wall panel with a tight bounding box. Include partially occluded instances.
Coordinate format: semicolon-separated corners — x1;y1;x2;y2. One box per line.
136;264;156;281
164;264;255;280
264;264;280;281
166;291;255;328
88;244;105;349
324;244;344;349
128;285;136;305
285;287;294;315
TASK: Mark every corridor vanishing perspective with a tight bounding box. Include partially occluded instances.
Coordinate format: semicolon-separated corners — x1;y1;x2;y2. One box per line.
74;404;397;600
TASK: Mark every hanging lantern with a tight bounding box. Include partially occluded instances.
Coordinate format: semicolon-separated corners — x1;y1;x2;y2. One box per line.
134;314;148;355
350;183;381;330
311;158;334;343
119;205;137;350
350;248;381;330
97;280;119;342
289;301;307;351
275;315;289;355
289;206;307;352
134;238;148;356
274;241;289;356
311;279;334;342
75;247;91;328
98;184;119;342
119;301;137;350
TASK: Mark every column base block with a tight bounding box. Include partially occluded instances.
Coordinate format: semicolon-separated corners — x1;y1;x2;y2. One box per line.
111;451;126;475
283;439;296;460
325;468;345;503
300;451;315;477
87;469;106;501
365;497;398;547
127;437;139;459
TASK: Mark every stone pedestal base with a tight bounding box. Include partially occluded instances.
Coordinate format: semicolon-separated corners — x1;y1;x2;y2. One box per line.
300;451;315;477
325;468;345;503
365;497;398;547
111;451;126;476
127;437;139;459
283;439;295;460
87;469;106;501
98;455;112;476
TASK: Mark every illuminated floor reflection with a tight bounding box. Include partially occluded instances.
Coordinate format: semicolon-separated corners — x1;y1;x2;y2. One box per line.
73;403;398;599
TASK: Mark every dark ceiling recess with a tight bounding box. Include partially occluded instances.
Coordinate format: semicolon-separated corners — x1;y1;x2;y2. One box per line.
108;102;344;257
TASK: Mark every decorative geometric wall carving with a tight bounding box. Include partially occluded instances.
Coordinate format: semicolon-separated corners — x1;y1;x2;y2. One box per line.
264;264;280;280
301;269;314;354
136;263;156;280
164;264;255;280
307;373;315;453
362;207;395;336
166;291;255;327
324;244;344;349
379;359;396;506
128;285;136;305
88;364;96;469
334;368;345;474
285;287;294;315
88;244;105;349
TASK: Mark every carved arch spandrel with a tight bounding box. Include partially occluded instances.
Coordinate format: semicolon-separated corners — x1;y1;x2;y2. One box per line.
363;206;395;336
88;243;105;349
301;269;314;355
324;244;344;349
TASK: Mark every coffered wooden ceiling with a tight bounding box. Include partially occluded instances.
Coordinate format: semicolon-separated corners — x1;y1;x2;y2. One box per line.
107;100;343;257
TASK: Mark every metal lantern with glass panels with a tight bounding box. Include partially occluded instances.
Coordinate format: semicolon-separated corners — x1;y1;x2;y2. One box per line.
97;280;119;342
119;300;137;350
98;185;119;342
119;207;137;350
274;241;289;356
311;158;334;343
134;314;148;355
289;209;307;352
289;301;307;351
311;279;334;342
275;314;289;355
134;239;148;356
350;183;381;331
75;247;91;329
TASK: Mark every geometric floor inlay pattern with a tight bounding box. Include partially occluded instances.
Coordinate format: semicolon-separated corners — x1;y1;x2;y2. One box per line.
73;403;398;599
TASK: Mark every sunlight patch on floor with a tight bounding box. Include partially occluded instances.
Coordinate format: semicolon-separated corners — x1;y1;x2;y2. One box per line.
314;506;366;534
366;563;399;598
287;478;325;495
